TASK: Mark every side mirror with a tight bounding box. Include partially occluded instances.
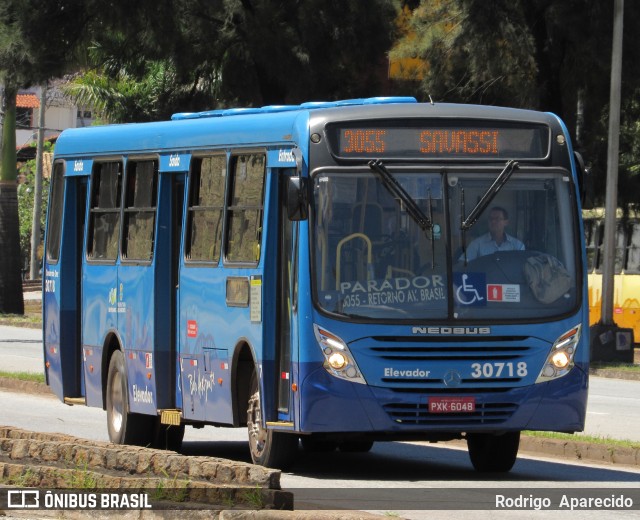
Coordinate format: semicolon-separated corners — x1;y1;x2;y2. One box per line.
286;176;309;221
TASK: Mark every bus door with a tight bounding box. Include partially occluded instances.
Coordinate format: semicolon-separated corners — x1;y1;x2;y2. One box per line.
43;162;87;402
116;159;159;416
277;172;298;420
150;169;185;416
170;173;185;413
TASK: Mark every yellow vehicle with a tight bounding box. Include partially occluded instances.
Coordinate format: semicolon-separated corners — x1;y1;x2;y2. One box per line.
584;208;640;343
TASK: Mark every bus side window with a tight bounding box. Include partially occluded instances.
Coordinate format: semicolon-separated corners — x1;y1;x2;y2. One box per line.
615;222;626;274
584;220;597;271
225;154;266;264
625;222;640;273
87;162;122;261
45;162;66;263
122;160;158;262
186;155;226;263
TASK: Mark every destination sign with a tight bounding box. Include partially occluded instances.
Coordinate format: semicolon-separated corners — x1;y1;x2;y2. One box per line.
330;123;549;159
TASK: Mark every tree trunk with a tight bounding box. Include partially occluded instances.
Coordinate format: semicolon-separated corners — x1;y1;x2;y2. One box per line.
30;85;47;280
0;85;25;314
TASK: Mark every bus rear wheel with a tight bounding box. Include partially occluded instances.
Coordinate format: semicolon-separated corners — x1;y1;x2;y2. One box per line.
247;371;298;469
106;350;154;446
467;431;520;472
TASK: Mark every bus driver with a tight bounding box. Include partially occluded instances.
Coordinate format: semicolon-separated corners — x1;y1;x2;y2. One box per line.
463;206;524;261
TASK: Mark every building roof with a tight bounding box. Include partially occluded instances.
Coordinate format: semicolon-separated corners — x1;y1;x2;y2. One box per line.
16;135;58;161
17;93;40;109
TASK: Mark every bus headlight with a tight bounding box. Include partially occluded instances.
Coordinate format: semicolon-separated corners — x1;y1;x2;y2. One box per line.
536;324;581;383
314;324;366;384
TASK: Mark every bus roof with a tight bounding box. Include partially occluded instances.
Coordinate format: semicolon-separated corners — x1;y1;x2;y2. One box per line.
54;97;562;158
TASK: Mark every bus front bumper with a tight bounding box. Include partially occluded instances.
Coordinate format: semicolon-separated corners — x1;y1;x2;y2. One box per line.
297;364;588;435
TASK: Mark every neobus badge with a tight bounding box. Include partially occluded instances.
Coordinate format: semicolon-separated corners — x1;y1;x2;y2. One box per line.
412;326;491;335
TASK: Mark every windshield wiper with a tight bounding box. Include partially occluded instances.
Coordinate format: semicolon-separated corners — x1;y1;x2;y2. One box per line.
460;160;519;231
368;160;433;233
459;160;518;265
368;159;436;269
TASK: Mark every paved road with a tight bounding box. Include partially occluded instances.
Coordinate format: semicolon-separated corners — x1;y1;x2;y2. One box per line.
0;325;42;373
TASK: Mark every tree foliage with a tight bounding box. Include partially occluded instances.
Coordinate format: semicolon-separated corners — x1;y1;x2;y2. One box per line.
0;0;91;313
391;0;538;106
392;0;640;206
17;144;52;268
66;0;398;121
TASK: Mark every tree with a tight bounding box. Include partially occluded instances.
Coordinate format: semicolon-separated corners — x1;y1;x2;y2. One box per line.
611;87;640;214
0;0;89;314
391;0;640;207
18;143;52;273
63;58;221;124
212;0;398;105
390;0;538;106
1;6;31;314
66;0;398;121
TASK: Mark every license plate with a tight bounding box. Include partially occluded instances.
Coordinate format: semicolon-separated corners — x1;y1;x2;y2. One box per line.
428;396;476;413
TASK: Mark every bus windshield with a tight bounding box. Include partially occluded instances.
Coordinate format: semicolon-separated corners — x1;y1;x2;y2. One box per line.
312;167;579;321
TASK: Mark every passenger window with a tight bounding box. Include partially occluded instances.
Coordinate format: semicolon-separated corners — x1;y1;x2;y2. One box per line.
122;160;158;261
186;155;226;263
225;153;266;264
45;162;65;263
584;220;598;272
87;162;122;261
625;222;640;273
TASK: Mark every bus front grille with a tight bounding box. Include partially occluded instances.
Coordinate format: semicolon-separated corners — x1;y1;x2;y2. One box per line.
383;401;517;426
368;339;531;361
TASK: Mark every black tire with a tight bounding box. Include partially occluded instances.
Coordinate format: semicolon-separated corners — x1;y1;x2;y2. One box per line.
339;440;374;453
467;431;520;472
105;350;155;446
247;370;298;469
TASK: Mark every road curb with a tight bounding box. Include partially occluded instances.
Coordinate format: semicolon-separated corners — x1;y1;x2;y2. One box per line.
518;435;639;466
0;377;53;397
0;426;290;510
590;367;640;381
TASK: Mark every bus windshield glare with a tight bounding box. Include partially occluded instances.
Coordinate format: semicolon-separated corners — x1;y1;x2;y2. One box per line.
312;168;578;321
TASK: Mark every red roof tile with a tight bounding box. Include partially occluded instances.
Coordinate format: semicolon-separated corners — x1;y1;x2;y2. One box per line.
17;94;40;109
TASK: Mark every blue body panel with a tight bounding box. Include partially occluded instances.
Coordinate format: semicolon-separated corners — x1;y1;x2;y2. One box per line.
178;265;245;423
298;363;587;433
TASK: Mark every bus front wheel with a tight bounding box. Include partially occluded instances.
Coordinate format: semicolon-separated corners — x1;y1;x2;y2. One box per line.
106;350;154;446
247;371;298;469
467;431;520;472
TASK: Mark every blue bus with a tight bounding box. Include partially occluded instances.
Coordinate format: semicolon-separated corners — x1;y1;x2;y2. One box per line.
43;97;588;472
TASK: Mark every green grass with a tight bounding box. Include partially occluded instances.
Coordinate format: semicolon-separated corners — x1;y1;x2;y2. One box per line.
0;370;45;384
0;299;42;329
524;430;640;449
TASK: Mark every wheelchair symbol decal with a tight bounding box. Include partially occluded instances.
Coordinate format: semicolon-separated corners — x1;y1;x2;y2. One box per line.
455;273;486;306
